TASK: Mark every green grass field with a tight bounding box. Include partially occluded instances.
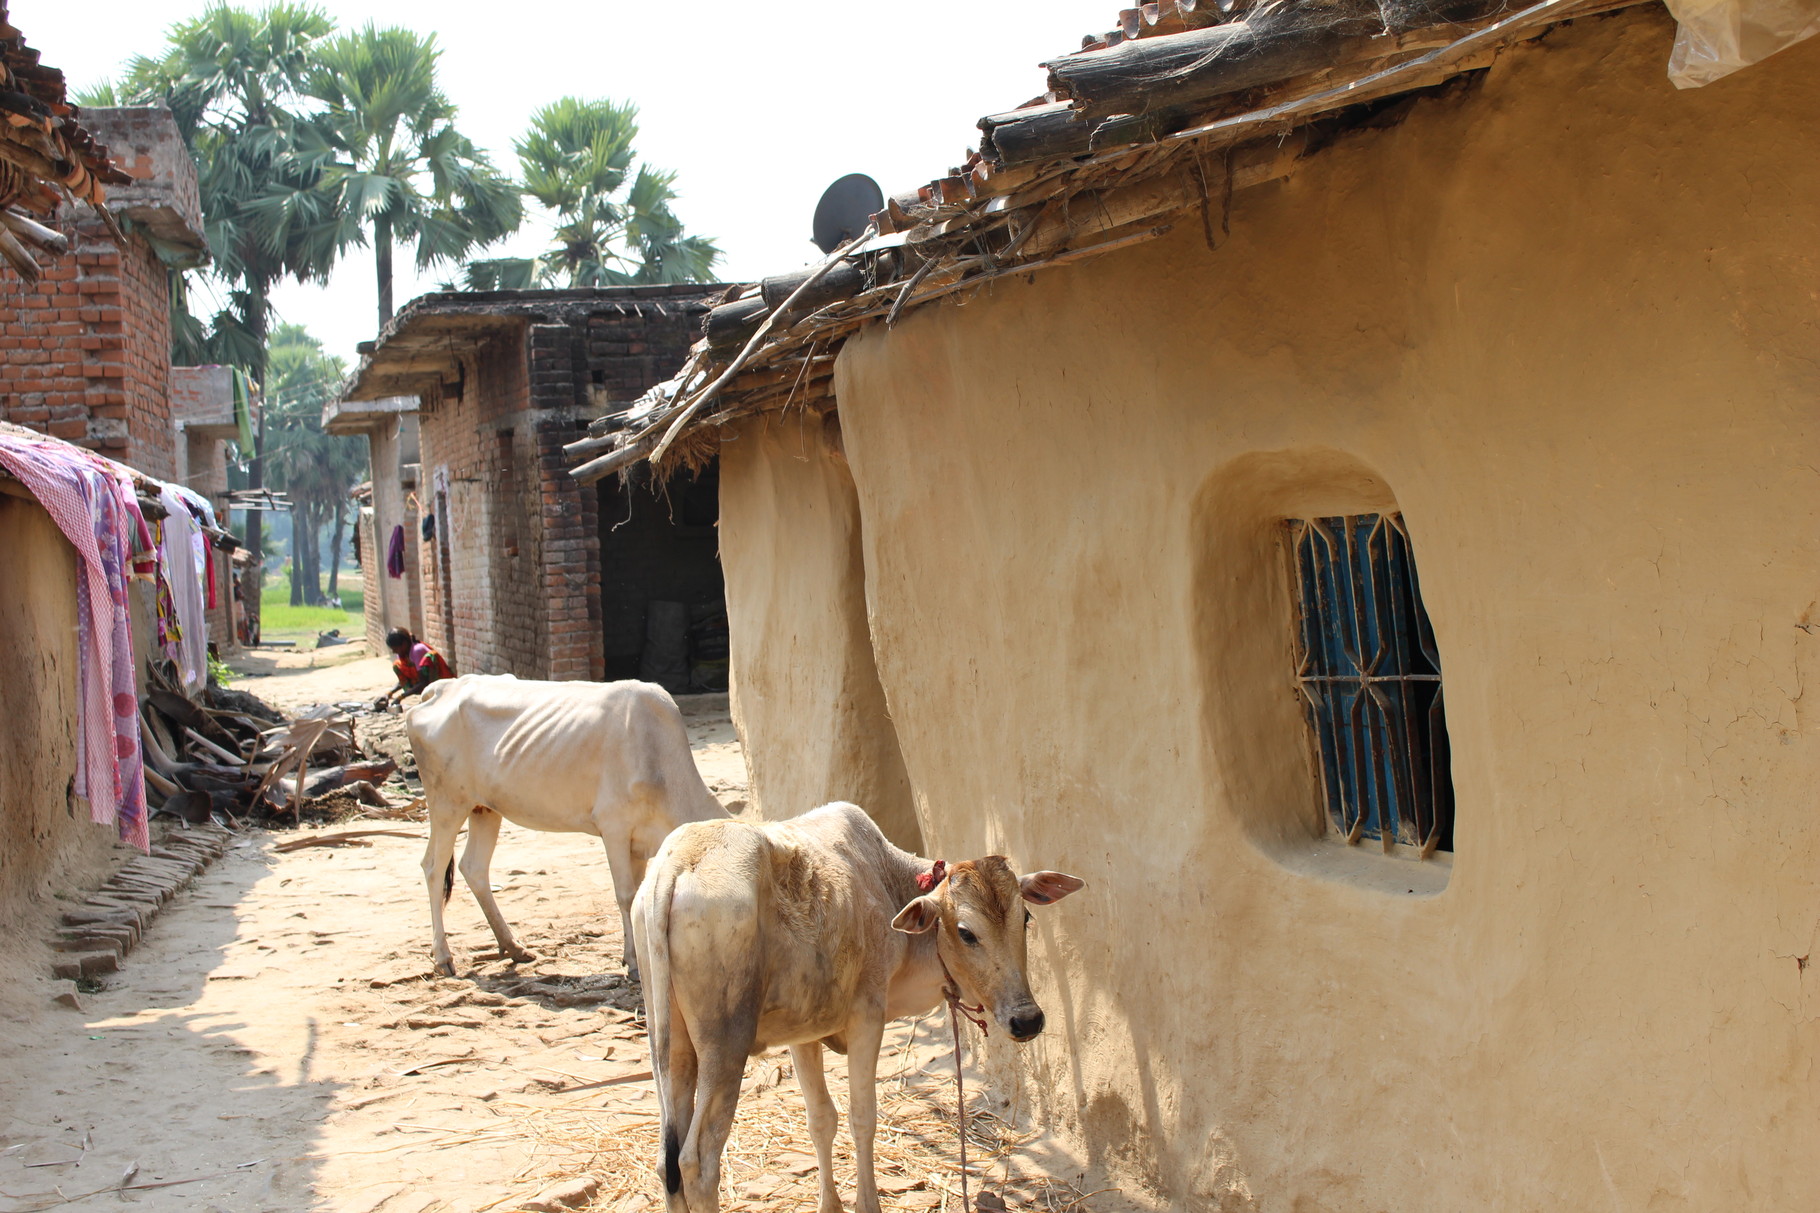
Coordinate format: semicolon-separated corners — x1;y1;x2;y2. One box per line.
260;574;365;648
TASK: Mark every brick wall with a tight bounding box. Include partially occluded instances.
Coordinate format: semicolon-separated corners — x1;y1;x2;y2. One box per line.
399;286;719;683
416;321;600;681
0;106;201;482
0;226;176;479
528;323;598;682
584;305;702;403
416;326;540;675
357;508;382;651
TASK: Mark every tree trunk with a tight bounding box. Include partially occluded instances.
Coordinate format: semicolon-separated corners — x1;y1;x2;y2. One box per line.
302;503;324;606
288;509;305;607
376;211;394;330
327;498;347;599
238;560;262;647
240;288;271;645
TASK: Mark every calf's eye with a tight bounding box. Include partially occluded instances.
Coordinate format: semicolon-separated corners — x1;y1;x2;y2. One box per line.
957;926;979;946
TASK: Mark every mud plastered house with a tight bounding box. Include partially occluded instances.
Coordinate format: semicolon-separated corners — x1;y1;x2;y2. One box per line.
571;2;1820;1208
0;8;227;914
340;285;728;687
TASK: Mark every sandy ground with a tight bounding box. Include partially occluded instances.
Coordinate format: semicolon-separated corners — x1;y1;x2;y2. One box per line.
0;657;1123;1213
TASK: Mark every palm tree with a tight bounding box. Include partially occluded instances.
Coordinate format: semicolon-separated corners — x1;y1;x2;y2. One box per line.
305;25;521;327
117;2;356;640
464;97;719;290
264;325;367;606
121;3;351;375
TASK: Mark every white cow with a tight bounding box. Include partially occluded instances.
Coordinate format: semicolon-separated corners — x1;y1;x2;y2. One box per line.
407;674;728;977
633;802;1082;1213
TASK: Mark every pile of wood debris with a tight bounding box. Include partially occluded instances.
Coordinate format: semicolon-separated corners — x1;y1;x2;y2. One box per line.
137;666;422;829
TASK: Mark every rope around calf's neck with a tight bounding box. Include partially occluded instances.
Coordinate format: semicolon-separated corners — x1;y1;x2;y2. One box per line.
943;961;989;1212
921;859;992;1211
948;992;971;1213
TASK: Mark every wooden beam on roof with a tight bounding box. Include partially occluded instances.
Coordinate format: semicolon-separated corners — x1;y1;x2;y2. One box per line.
1045;0;1509;122
1014;132;1302;259
979;102;1093;167
572;434;660;485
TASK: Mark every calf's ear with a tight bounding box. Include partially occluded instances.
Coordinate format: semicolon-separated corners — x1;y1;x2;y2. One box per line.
892;895;942;934
1019;871;1084;905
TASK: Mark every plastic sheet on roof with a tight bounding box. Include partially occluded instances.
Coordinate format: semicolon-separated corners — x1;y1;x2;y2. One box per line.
1665;0;1820;84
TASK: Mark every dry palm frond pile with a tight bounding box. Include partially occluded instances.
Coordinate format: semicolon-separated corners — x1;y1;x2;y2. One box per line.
138;663;424;830
476;1015;1116;1213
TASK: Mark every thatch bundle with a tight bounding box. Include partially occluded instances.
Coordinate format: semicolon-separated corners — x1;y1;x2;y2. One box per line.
0;1;131;281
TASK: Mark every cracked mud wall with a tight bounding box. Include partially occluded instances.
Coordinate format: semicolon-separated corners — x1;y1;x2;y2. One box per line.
814;8;1819;1209
718;409;922;852
0;494;125;931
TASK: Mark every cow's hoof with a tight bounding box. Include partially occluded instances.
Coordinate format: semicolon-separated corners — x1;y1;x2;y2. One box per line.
433;957;456;977
507;949;536;965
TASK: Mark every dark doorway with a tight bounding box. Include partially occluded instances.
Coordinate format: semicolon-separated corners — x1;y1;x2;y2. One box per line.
596;459;727;692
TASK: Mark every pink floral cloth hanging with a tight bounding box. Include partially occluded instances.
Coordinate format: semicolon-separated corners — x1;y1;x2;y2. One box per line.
0;432;150;851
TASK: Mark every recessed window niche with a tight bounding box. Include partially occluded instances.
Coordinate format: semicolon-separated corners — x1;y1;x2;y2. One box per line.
1190;448;1453;895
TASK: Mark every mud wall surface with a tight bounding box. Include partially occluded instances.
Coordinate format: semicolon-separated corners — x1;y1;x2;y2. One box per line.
719;410;922;852
806;10;1820;1209
0;495;124;928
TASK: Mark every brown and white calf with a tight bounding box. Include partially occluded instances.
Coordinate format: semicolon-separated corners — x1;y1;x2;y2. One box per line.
632;801;1082;1213
407;675;728;977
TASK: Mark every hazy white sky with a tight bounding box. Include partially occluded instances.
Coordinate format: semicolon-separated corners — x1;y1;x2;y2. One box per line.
26;0;1116;367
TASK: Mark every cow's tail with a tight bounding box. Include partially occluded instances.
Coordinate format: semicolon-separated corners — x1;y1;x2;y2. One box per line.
633;853;687;1201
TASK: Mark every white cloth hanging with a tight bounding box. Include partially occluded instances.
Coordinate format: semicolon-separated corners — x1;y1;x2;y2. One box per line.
159;484;211;692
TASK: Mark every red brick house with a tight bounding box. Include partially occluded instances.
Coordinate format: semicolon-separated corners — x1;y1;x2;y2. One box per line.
322;394;423;652
0;106;208;475
341;285;725;685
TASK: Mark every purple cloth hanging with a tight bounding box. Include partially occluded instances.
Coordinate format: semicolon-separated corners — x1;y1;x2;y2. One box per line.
385;524;407;579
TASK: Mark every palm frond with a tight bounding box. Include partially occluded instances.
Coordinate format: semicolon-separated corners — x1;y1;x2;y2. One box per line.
461;257;541;291
511;97;720;287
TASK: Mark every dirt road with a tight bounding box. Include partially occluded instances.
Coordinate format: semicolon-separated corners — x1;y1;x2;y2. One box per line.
0;659;1120;1213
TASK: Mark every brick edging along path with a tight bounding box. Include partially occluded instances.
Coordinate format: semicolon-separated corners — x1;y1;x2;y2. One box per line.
50;824;234;980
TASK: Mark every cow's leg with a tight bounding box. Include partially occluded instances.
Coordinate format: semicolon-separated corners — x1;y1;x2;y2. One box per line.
679;1041;745;1212
656;994;700;1213
600;833;642;979
845;1015;888;1213
420;803;465;976
458;807;534;964
790;1041;843;1213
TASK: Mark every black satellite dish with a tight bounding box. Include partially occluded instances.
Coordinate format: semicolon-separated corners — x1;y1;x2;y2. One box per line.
812;173;884;254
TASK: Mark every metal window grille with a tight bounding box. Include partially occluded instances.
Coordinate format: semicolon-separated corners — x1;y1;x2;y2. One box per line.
1288;513;1454;856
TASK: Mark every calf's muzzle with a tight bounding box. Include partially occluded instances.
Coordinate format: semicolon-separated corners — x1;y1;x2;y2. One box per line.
1006;1006;1046;1042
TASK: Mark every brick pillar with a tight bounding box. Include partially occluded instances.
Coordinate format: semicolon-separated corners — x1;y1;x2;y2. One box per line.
527;323;604;682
